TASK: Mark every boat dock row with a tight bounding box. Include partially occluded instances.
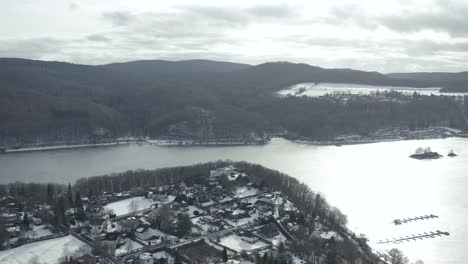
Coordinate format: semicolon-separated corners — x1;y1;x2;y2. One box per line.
392;214;438;225
377;230;450;244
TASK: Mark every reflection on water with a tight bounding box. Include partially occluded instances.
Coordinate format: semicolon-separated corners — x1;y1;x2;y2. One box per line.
0;138;467;263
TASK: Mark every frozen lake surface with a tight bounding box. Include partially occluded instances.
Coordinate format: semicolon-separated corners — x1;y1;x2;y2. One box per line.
1;138;467;263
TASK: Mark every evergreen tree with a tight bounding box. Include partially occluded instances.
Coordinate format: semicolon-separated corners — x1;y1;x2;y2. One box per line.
54;196;67;226
47;184;54;203
74;191;86;222
177;213;192;237
262;252;269;264
67;183;74;208
174;251;182;264
22;212;30;228
222;247;228;262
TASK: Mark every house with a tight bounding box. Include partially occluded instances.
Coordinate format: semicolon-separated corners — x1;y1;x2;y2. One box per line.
239;231;259;244
195;191;210;204
0;196;18;211
135;227;165;241
85;205;104;218
104;222;120;240
258;223;280;238
254;200;274;212
88;217;105;236
209;166;236;180
139;252;154;264
209;186;225;202
0;213;20;226
151;192;169;202
153;250;174;264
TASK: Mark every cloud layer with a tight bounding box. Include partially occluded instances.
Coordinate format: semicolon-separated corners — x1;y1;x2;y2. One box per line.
1;0;468;72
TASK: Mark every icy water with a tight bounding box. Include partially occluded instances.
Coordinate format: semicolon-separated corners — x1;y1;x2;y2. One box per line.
1;138;467;263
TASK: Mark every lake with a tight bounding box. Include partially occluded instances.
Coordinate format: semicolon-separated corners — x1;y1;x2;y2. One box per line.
0;138;467;263
278;82;465;97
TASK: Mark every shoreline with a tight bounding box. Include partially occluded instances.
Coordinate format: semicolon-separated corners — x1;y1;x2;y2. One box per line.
290;126;466;146
1;127;465;154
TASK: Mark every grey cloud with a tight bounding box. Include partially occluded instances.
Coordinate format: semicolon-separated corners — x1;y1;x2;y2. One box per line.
86;34;112;43
324;5;379;30
380;10;468;37
101;11;135;26
246;4;295;19
68;3;78;12
324;1;468;37
0;38;65;59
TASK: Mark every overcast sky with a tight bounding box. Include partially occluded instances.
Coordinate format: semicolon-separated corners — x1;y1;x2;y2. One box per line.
1;0;468;72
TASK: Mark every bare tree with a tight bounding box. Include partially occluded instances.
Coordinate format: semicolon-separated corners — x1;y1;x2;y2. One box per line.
388;248;409;264
128;199;139;213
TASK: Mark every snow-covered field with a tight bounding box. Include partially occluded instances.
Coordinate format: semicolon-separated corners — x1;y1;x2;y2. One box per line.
104;196;155;216
0;235;90;264
219;234;268;252
277;82;461;97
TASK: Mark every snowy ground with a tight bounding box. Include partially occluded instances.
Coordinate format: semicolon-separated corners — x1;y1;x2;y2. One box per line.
104;196;155;216
23;225;54;239
5;142;126;153
176;205;205;218
270;233;288;246
291;255;307;264
0;235;90;264
219;234;268;252
192;216;219;234
320;231;344;241
233;187;260;198
115;238;143;256
225;210;260;227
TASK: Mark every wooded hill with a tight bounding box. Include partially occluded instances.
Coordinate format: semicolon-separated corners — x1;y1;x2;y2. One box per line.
1;58;467;145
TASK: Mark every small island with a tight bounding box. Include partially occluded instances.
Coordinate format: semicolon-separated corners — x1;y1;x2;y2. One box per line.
448;150;458;157
410;147;443;159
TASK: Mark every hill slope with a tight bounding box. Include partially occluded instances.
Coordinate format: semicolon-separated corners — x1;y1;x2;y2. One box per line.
1;58;467;146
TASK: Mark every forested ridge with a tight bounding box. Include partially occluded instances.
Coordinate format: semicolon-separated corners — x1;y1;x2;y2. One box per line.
1;58;467;146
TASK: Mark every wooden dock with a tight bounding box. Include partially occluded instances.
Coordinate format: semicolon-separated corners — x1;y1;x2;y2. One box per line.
377;230;450;244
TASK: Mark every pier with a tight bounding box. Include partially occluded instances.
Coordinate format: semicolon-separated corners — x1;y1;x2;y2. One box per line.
392;214;438;225
377;230;450;244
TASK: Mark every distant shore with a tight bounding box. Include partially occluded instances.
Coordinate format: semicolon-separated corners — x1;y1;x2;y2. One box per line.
289;126;467;146
1;126;465;154
0;137;269;153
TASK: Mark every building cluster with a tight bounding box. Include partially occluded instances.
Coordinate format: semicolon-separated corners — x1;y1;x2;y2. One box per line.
0;166;341;264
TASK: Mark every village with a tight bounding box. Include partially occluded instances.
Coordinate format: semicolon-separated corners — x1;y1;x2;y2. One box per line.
0;165;350;264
